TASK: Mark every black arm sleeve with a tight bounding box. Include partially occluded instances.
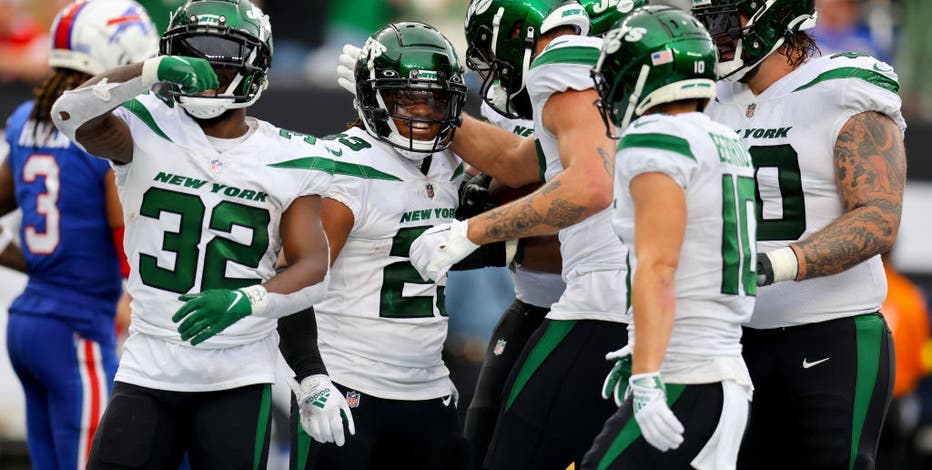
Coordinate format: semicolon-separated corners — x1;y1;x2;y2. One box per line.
277;305;327;381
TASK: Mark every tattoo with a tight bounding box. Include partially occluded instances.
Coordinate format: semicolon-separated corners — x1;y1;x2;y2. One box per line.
794;111;905;279
597;146;614;178
546;199;586;227
482;179;587;240
485;202;545;240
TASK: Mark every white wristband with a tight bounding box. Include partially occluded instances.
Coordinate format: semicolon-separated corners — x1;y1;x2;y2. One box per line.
141;57;162;89
0;228;13;253
768;246;799;283
240;283;269;316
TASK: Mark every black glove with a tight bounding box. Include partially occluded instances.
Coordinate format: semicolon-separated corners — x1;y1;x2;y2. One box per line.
450;241;508;271
456;173;494;220
756;252;774;287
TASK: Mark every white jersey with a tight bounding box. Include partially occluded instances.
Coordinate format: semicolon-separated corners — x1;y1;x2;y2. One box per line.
316;126;462;400
480;102;566;309
613;113;755;385
111;93;332;391
526;35;628;321
707;53;906;329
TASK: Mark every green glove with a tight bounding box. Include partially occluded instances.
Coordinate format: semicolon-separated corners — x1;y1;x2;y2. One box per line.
172;289;252;345
144;56;218;95
601;344;632;406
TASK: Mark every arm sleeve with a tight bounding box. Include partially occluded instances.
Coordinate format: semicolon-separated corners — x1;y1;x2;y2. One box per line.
277;305;327;381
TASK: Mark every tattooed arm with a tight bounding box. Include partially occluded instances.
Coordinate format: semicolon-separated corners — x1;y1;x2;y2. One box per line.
790;111;906;280
465;89;615;244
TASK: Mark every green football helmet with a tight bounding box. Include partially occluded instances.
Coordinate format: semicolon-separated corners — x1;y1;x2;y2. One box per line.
354;22;467;160
464;0;591;119
160;0;273;119
581;0;648;36
691;0;817;81
592;5;717;135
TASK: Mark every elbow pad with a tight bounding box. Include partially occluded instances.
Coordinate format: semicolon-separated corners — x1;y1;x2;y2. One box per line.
51;58;161;146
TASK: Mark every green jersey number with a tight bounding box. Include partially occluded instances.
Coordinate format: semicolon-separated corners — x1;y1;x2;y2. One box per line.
322;133;372;152
138;187;271;293
379;226;447;318
721;174;757;296
749;144;806;241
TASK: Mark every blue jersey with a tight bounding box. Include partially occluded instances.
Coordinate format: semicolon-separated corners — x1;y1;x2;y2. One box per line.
5;101;121;321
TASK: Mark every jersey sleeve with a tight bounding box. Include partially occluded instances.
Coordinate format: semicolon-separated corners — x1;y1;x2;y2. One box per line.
325;171;367;229
526;36;602;105
616;118;698;190
820;55;906;141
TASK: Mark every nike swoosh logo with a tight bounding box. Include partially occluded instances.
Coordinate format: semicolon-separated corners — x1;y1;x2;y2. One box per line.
226;291;244;313
441;395;452;407
325;146;343;157
802;357;830;369
633;119;656;128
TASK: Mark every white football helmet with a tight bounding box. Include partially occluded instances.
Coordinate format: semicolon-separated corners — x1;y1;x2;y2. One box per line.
49;0;159;76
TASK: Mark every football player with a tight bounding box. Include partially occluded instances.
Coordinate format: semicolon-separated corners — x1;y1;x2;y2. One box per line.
1;1;154;468
286;21;470;470
581;6;755;469
460;1;646;468
691;1;905;468
407;1;630;468
51;0;340;467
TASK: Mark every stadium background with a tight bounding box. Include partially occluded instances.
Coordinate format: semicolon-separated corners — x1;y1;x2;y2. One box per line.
1;0;931;468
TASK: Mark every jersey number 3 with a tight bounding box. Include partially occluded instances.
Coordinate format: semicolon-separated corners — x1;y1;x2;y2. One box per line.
138;187;270;293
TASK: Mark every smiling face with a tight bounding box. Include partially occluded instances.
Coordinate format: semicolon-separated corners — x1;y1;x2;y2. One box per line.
384;88;450;142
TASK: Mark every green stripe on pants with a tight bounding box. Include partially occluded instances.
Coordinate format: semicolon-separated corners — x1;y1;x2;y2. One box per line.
505;320;576;411
253;384;272;470
597;384;687;470
295;418;312;470
850;313;884;470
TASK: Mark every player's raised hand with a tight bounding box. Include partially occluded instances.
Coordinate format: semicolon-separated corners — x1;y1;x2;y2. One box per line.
336;44;360;95
629;372;684;452
602;344;632;406
289;374;356;447
409;220;480;281
172;288;253;345
143;56;218;94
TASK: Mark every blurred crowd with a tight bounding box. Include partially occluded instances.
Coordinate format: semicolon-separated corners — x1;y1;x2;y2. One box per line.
2;0;930;120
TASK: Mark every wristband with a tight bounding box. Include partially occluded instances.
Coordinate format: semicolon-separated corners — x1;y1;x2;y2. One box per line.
767;246;799;283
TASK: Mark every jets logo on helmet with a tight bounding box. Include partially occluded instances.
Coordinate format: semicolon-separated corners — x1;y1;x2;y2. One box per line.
581;0;648;36
592;6;717;135
354;22;467;161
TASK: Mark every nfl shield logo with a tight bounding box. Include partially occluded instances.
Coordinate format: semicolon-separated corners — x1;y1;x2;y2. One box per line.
345;390;361;408
425;183;435;199
209;159;224;175
746;103;757;118
493;339;507;356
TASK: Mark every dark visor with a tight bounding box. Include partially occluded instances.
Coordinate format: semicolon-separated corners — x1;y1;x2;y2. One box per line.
172;35;253;64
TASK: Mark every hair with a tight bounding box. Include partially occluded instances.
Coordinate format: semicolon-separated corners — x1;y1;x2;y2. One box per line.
28;68;91;145
779;30;820;68
346;118;366;130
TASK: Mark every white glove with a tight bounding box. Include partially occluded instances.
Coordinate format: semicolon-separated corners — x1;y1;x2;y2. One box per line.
601;344;632;407
337;44;360;96
289;374;356;446
629;372;684;452
409;220;480;281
